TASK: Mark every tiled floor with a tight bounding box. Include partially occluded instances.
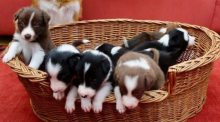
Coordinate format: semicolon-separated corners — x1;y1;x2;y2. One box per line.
0;36;12;45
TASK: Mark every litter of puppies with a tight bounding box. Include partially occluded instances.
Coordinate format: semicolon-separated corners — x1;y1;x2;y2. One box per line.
2;7;196;114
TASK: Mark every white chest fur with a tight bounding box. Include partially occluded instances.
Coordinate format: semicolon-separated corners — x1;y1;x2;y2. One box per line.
13;33;45;69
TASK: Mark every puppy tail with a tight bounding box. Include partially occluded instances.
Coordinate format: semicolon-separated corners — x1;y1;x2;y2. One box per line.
122;36;129;48
146;48;160;64
72;39;90;47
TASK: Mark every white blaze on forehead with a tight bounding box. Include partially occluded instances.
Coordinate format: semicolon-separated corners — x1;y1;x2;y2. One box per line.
123;57;150;70
176;28;189;41
57;44;79;53
124;75;139;93
111;46;122;55
84;62;91;75
47;58;61;76
122;75;139;109
47;58;67;92
158;34;169;46
21;12;35;41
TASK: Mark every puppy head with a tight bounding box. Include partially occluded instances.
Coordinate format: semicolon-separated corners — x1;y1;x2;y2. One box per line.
45;44;81;93
14;7;50;42
77;50;112;98
115;55;154;109
158;28;195;51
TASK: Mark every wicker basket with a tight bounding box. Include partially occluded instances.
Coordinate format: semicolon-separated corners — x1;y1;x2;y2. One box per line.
5;19;220;122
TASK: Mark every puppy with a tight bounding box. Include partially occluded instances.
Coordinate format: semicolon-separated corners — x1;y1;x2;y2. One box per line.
32;0;82;25
131;28;195;52
122;23;181;50
76;50;113;113
45;39;89;113
143;34;195;76
2;7;55;70
114;52;165;113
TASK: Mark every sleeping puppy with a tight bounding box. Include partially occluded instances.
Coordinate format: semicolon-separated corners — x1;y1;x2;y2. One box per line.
2;7;55;70
131;28;195;52
122;23;181;50
45;39;89;113
76;50;113;113
143;34;195;76
114;52;165;113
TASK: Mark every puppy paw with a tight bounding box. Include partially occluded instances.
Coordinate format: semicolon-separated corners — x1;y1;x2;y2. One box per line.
116;102;126;114
53;92;65;100
81;98;92;112
92;101;102;113
65;100;75;114
2;53;15;63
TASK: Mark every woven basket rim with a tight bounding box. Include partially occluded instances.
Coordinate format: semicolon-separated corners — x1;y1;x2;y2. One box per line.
4;19;220;102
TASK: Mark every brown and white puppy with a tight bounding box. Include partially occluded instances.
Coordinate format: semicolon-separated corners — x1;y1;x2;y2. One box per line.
114;52;165;113
122;23;181;50
2;7;55;70
32;0;82;25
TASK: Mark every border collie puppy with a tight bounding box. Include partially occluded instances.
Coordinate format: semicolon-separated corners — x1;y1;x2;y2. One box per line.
76;50;113;113
143;34;195;76
2;7;55;70
122;23;181;50
131;28;195;52
114;52;165;113
45;40;89;113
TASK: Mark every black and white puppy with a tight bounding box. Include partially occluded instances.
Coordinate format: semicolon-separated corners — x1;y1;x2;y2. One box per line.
2;7;55;69
76;50;113;113
142;36;195;76
45;39;89;113
121;23;181;50
131;28;195;52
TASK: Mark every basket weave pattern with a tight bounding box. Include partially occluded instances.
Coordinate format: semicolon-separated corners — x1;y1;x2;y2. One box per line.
5;19;220;122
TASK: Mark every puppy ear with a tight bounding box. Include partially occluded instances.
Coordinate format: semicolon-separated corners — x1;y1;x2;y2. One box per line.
42;11;50;24
14;8;24;21
144;70;156;90
101;58;110;74
67;53;82;69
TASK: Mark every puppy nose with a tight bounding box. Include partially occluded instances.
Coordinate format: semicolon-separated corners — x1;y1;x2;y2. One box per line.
53;90;61;93
25;34;31;40
81;95;87;98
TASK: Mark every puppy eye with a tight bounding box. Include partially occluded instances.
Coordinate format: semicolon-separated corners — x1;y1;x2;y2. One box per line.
20;22;25;26
89;79;97;84
92;79;97;82
34;23;39;27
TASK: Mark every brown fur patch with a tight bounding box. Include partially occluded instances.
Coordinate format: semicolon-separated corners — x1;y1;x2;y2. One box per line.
114;52;165;99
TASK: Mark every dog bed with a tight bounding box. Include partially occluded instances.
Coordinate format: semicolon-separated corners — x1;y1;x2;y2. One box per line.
5;19;220;122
